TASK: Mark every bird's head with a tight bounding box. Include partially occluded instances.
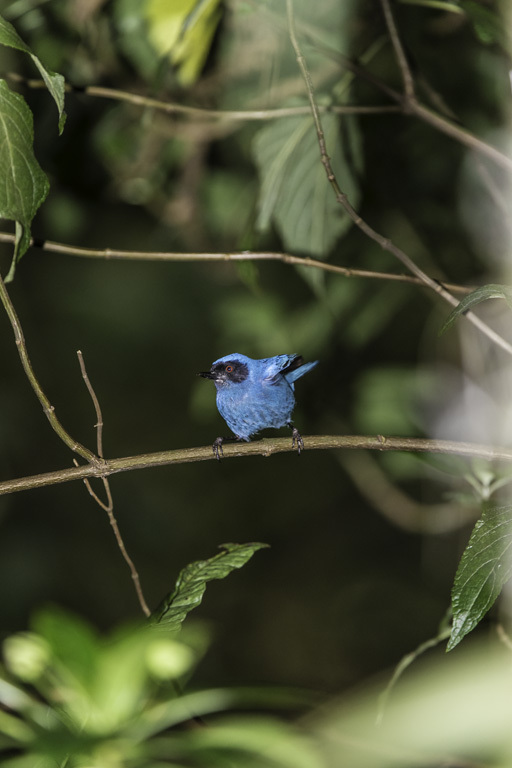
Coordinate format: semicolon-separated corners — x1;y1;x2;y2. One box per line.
198;356;250;387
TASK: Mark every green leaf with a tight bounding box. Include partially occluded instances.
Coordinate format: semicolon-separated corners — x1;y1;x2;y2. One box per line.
145;0;223;85
0;14;66;132
440;284;512;335
152;542;268;631
253;111;361;257
458;0;503;45
448;505;512;651
0;79;50;280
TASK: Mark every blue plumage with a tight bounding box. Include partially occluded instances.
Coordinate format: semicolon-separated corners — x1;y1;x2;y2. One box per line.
199;353;318;458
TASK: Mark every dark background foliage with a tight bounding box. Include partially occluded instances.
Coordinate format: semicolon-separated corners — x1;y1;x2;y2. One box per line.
0;0;509;695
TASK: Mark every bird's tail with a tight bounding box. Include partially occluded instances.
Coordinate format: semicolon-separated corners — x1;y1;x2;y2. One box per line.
285;359;318;383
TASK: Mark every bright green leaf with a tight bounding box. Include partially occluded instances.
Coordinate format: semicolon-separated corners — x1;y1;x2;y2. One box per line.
440;283;512;335
0;79;50;280
448;505;512;651
145;0;223;85
152;542;268;631
253;111;361;257
0;14;66;132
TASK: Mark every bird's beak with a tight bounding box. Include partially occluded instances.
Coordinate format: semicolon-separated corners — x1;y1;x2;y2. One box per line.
198;371;215;379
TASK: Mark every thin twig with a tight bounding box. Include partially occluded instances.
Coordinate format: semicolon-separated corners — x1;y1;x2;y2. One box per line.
0;273;99;464
285;0;512;356
76;351;150;617
4;72;399;120
380;0;415;101
1;434;512;496
77;350;104;458
6;65;512;172
376;625;452;725
245;0;512;173
0;231;474;295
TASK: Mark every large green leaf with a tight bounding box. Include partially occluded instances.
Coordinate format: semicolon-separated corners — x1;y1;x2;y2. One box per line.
448;505;512;651
440;283;512;335
0;14;66;132
152;542;268;631
253;111;361;257
0;79;50;281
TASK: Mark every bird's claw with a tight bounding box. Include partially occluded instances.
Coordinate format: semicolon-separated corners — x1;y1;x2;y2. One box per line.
291;426;304;455
212;437;224;461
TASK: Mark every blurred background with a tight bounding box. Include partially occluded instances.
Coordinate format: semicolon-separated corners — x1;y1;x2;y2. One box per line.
0;0;511;695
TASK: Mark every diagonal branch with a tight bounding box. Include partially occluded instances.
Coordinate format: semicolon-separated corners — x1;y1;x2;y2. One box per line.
380;0;415;101
0;435;511;496
285;0;512;357
0;274;100;465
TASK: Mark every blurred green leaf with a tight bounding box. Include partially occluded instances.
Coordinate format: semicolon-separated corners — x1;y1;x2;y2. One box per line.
0;79;50;280
145;0;223;85
152;542;268;630
183;716;324;768
448;505;512;651
253;111;360;257
458;0;503;45
0;14;65;131
440;283;512;335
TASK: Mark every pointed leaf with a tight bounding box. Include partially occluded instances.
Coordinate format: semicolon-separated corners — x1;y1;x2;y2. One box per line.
448;505;512;651
152;542;268;631
440;283;512;335
253;111;361;257
0;79;50;280
0;15;66;132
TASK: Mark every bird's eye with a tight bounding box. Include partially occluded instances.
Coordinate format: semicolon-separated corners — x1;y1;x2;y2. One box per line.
225;365;233;373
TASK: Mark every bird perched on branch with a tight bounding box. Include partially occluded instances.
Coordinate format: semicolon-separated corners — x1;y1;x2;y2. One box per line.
198;353;318;459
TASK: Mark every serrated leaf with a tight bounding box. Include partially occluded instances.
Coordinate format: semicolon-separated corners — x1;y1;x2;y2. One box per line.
448;505;512;651
0;79;50;281
440;283;512;335
0;14;66;132
253;112;360;257
152;542;268;631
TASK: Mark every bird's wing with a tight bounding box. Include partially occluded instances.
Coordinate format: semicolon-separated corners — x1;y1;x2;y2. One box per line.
262;354;302;384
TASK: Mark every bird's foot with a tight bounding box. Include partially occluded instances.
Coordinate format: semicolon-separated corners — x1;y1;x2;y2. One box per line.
212;437;224;460
290;426;304;455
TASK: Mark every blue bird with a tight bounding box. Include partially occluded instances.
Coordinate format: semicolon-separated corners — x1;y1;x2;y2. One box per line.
198;353;318;459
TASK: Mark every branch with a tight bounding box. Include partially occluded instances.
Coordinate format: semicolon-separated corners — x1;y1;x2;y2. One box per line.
5;72;399;120
6;61;512;173
0;274;99;465
380;0;415;101
0;231;473;295
285;0;512;357
1;435;511;496
76;350;150;617
245;0;512;174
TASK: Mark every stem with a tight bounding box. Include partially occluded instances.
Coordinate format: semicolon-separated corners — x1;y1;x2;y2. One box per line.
76;351;150;617
0;274;98;464
380;0;415;101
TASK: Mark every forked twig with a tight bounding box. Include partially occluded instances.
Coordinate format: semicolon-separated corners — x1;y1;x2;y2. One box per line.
285;0;512;357
76;350;150;617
